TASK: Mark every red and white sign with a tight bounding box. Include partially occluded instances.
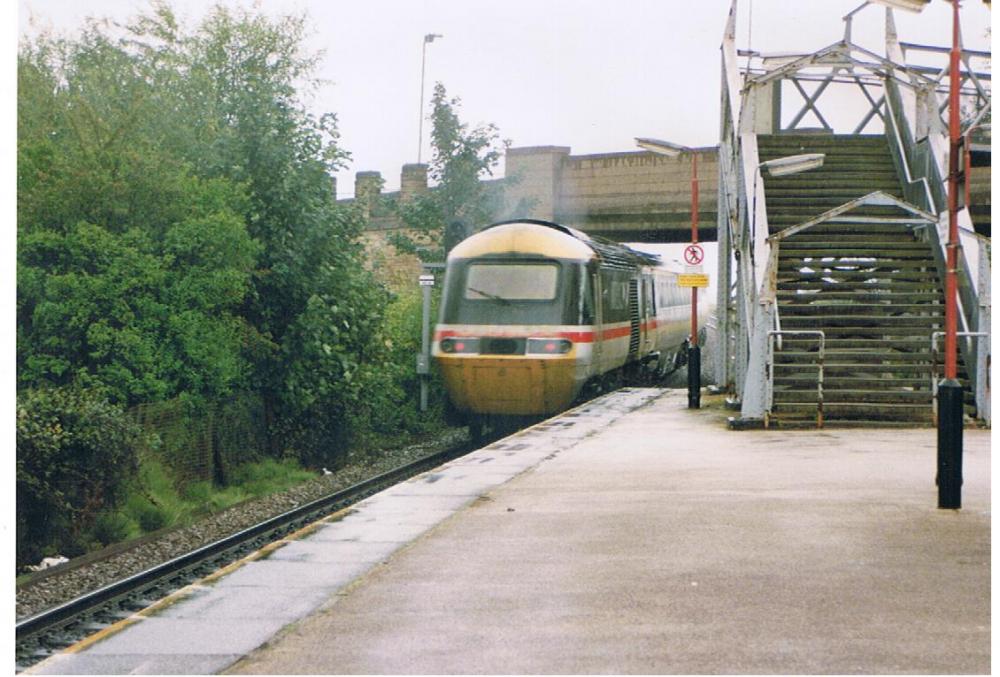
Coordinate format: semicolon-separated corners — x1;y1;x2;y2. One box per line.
683;244;705;266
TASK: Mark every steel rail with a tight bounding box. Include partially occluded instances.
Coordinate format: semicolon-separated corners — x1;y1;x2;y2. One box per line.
15;443;470;667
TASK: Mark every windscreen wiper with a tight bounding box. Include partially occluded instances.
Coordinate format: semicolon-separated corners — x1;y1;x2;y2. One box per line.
467;287;511;305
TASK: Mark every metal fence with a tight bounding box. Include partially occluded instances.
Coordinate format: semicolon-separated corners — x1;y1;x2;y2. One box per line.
130;393;269;486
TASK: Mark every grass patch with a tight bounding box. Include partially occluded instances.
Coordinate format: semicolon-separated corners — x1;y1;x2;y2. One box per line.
80;457;318;550
228;457;316;496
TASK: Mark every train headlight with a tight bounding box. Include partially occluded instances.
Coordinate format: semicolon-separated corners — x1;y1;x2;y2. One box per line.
440;337;480;354
526;338;573;355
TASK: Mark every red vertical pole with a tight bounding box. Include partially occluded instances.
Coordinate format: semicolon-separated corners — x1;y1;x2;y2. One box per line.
691;152;699;347
944;0;961;381
938;0;964;510
687;149;701;409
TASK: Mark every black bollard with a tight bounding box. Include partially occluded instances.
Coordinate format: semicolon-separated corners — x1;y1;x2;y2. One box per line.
687;344;701;409
936;379;964;509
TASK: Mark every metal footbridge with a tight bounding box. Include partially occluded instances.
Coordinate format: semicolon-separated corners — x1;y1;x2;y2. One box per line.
713;1;991;427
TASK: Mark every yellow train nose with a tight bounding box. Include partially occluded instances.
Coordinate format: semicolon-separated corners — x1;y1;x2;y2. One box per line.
437;356;579;416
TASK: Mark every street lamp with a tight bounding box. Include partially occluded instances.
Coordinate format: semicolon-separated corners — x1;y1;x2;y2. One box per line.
758;153;825;176
635;137;703;409
747;152;825;364
752;153;826;244
417;33;443;164
868;0;931;11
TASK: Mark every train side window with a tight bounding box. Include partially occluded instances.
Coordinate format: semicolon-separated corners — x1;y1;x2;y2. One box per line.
599;269;629;323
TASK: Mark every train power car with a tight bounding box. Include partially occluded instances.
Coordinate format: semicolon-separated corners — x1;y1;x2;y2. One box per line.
432;219;709;431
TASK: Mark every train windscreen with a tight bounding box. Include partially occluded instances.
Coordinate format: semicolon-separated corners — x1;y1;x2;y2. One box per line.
464;263;558;301
441;258;586;325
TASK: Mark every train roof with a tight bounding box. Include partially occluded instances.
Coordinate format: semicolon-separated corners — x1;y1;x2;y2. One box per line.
450;219;663;269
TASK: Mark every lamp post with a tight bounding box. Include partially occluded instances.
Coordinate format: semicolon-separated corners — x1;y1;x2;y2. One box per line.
417;33;443;164
635;137;702;408
938;0;964;509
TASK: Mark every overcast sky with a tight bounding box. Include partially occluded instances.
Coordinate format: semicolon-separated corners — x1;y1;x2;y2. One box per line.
16;1;992;197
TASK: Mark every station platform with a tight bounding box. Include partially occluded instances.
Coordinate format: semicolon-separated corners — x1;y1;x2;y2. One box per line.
30;389;990;674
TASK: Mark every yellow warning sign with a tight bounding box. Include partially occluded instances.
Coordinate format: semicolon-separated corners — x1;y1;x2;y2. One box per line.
678;273;709;288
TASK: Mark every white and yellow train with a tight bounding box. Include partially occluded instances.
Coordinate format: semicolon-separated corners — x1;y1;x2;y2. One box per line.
432;220;708;428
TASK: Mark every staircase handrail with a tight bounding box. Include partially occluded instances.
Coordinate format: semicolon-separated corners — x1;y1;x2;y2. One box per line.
883;75;986;405
883;78;938;216
721;0;769;299
887;77;981;302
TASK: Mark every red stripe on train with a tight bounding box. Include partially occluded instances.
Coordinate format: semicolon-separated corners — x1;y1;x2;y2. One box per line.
434;319;659;344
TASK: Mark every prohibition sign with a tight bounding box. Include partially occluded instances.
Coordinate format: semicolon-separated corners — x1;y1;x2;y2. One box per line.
683;244;705;266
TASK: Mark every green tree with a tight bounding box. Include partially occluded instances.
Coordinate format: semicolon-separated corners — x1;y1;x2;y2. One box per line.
391;82;511;261
150;6;387;458
17;28;260;406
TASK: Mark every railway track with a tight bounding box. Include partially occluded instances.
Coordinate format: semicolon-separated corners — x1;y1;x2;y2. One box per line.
15;441;477;672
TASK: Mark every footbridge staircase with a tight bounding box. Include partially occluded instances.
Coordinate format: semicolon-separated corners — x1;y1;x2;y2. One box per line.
714;3;990;428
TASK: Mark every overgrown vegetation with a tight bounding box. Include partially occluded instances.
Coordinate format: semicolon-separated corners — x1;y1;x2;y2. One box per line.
17;2;508;568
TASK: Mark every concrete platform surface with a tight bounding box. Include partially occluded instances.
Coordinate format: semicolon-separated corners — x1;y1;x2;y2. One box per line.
26;389;664;675
229;390;990;675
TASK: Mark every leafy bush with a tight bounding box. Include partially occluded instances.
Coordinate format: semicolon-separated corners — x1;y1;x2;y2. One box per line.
16;386;140;565
90;512;138;546
132;501;170;533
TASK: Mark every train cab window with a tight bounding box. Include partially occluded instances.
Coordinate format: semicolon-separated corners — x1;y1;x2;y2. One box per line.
464;263;558;301
580;271;595;325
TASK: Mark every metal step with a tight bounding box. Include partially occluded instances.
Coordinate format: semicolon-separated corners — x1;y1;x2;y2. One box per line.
776;337;936;350
777;291;942;301
777;280;942;291
774;375;933;389
778;270;940;283
779;259;938;269
770;402;934;421
781;316;942;328
781;238;927;247
777;327;946;338
774;362;937;375
773;389;933;404
766;418;934;429
764;172;900;186
779;303;943;316
780;245;931;256
774;351;936;364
